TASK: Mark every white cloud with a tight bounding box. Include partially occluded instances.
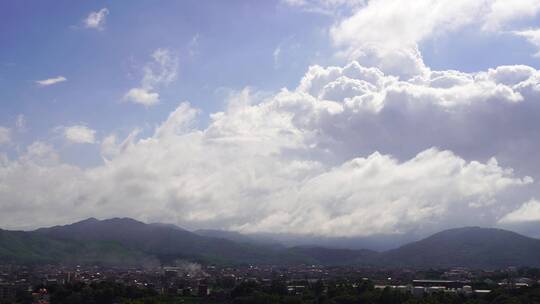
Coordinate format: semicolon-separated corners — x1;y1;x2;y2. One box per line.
100;129;140;161
283;0;307;6
124;88;160;106
329;0;540;77
236;149;531;236
64;125;97;144
285;61;540;182
125;48;178;107
513;29;540;57
282;0;365;15
0;143;84;227
499;199;540;224
36;76;66;87
20;142;60;166
0;97;530;232
84;8;109;30
154;103;199;138
0;127;11;145
1;60;540;233
483;0;540;31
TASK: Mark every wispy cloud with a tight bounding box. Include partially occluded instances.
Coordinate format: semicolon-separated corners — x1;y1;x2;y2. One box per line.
273;46;281;68
0;127;11;145
188;34;200;57
281;0;365;15
513;28;540;57
124;48;178;107
84;8;109;30
36;76;67;87
15;114;26;132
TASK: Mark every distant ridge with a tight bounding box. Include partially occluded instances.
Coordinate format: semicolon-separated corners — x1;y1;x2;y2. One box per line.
197;230;416;251
194;229;282;247
288;246;377;265
380;226;540;268
33;218;310;265
1;219;540;268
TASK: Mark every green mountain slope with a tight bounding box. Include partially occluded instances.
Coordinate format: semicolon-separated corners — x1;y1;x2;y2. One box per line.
0;229;147;265
34;218;306;265
3;220;540;268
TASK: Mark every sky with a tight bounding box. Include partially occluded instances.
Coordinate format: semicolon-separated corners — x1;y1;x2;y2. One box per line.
1;0;540;238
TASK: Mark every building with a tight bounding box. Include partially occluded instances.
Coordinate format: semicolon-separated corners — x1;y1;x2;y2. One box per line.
412;280;466;289
0;283;15;302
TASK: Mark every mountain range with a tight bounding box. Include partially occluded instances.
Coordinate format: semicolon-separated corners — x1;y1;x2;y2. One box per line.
1;218;540;269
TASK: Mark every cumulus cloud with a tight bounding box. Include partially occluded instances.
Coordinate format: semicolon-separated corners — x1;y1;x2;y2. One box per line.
289;61;540;180
64;125;97;144
329;0;540;77
1;60;539;234
0;127;11;145
100;129;140;161
124;48;178;106
84;8;109;30
0;142;84;227
154;102;199;138
36;76;67;87
499;199;540;224
124;88;159;106
236;149;531;236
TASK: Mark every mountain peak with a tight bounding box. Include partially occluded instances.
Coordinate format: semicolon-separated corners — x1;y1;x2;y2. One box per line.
77;217;99;224
382;226;540;268
103;217;145;225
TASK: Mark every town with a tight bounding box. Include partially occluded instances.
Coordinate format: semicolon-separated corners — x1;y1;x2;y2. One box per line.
1;263;539;304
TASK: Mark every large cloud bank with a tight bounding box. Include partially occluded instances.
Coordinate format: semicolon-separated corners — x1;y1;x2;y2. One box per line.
1;59;539;236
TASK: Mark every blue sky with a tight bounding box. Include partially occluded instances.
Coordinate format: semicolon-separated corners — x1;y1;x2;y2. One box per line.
1;1;334;156
2;0;540;236
3;1;539;158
